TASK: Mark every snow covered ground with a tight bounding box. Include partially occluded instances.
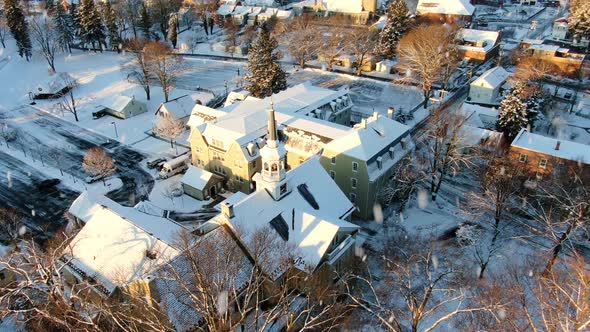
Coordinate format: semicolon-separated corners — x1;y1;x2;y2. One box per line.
148;174;211;213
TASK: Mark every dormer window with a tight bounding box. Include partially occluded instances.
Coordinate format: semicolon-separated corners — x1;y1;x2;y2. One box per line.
389;147;395;158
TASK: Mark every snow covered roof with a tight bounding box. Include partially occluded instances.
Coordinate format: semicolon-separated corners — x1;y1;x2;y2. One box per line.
460;126;504;150
35;72;73;94
417;0;475;16
215;157;357;279
156;95;198;120
458;29;500;53
100;95;141;112
530;44;561;52
187;104;227;128
69;191;186;246
324;114;411;161
154;226;254;332
471;66;510;89
181;166;216;191
322;0;364;13
511;129;590;164
65;192;184;295
460;103;499;130
218;4;236;15
242;0;277;6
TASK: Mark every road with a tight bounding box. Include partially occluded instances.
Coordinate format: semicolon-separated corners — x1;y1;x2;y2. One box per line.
0;106;154;241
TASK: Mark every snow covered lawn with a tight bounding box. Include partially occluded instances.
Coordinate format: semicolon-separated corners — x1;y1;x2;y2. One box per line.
148;174;211;213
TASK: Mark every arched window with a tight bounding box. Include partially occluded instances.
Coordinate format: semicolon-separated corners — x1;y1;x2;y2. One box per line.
264;162;269;171
271;163;278;172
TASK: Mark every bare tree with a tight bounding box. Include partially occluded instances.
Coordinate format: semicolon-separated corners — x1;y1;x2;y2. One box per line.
125;38;152;100
82;147;117;185
346;28;379;76
320;29;346;71
346;235;495;332
0;231;170;332
378;156;424;211
223;17;239;57
157;226;351;332
58;76;79;122
30;16;60;72
48;148;66;176
397;24;459;109
418;107;470;201
0;208;23;247
153;115;185;152
530;167;589;276
144;41;184;102
285;15;321;69
463;156;525;278
0;16;8;49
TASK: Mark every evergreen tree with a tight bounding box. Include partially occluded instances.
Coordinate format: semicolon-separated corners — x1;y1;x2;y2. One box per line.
45;0;56;16
510;80;547;128
4;0;32;60
102;0;120;51
497;94;528;141
376;0;410;59
168;15;177;49
52;0;74;53
77;0;105;51
245;25;287;98
139;3;152;39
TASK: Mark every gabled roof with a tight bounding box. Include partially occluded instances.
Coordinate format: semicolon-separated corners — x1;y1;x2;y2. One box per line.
181;165;218;191
472;66;510;89
511;129;590;164
101;95;141;112
36;72;73;94
417;0;475;16
65;192;184;295
187;104;228;128
154;226;254;332
156;95;197;120
214;157;357;279
324;115;410;161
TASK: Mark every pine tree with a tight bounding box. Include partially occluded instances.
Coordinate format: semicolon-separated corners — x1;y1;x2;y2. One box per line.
139;3;152;39
102;0;120;51
497;94;528;141
245;25;287;98
77;0;105;51
376;0;410;59
45;0;56;16
4;0;32;60
168;15;177;49
53;0;74;53
510;80;547;129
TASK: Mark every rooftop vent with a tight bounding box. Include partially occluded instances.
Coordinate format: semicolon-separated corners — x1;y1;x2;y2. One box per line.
221;202;234;219
270;214;289;241
387;107;395;119
555;141;561;150
297;183;319;210
377;156;383;170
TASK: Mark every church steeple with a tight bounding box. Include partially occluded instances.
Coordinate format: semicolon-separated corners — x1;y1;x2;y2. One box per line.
256;102;290;200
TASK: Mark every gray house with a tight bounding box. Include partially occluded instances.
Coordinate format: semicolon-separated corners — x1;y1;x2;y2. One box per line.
97;96;147;119
181;165;223;200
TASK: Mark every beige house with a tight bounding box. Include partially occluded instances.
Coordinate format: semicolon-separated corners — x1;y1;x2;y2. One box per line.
320;113;413;220
63;192;185;301
188;84;353;194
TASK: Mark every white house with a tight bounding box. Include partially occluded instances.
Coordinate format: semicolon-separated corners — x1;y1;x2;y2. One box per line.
468;66;511;105
552;17;569;40
32;72;74;99
416;0;475;22
155;95;199;124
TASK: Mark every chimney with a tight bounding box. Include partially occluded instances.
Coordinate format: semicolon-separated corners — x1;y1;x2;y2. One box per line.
373;111;379;120
387;107;395;119
292;208;295;231
376;156;383;170
555;141;561;150
360;118;367;129
221;202;234;219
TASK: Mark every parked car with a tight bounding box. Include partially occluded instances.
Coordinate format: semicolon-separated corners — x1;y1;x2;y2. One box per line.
37;178;60;190
564;92;573;99
147;158;167;169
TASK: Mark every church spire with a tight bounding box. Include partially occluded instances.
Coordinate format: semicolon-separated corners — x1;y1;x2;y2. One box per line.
268;100;277;143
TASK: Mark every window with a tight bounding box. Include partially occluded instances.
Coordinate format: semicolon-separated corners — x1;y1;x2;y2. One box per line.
539;158;548;169
211;138;224;149
519;153;528;163
331;156;337;164
352;162;358;172
280;183;288;195
329;170;335;179
197;159;204;167
349;193;356;203
351;178;357;189
212;151;224;161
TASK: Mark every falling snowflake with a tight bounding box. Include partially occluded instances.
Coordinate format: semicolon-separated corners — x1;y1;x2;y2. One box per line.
217;290;228;315
418;189;428;209
373;204;383;224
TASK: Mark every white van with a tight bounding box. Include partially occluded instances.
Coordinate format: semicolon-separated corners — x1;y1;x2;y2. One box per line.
159;155;190;179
